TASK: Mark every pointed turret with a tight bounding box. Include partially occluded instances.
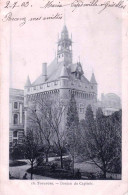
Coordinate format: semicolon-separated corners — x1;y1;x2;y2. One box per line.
90;73;97;84
60;64;69;78
61;25;68;39
57;25;72;64
62;24;68;32
25;75;31;87
90;72;97;102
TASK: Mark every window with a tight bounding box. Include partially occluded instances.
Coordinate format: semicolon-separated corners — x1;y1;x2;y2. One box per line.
14;102;18;109
13;131;17;137
91;86;93;89
79;104;84;114
64;80;68;86
54;81;58;85
14;114;18;124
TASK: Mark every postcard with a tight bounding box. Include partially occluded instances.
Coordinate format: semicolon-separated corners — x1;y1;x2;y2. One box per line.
0;0;128;194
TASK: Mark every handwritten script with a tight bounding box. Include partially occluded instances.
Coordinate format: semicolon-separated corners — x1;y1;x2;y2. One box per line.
1;0;127;26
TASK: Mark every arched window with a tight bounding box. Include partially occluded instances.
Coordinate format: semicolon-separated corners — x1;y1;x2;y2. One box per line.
14;114;18;125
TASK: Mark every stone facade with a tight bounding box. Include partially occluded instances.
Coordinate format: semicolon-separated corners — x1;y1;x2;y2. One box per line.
24;25;98;133
9;88;24;147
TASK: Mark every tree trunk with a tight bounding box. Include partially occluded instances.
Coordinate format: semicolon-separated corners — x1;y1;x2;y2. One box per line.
72;154;75;177
46;153;48;163
31;162;33;180
60;150;63;169
102;162;107;179
103;170;106;179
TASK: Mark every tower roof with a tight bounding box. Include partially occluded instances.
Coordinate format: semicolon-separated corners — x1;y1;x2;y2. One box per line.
62;25;68;33
60;64;69;78
61;25;69;39
90;73;97;84
25;75;31;87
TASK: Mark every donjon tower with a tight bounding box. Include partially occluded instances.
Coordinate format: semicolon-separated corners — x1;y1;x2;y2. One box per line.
24;25;97;133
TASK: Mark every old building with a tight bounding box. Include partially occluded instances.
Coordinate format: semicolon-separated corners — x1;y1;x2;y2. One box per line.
98;93;121;116
9;88;24;147
24;25;98;133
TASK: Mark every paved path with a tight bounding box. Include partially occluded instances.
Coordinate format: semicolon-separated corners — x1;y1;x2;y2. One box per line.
9;160;55;180
9;156;69;180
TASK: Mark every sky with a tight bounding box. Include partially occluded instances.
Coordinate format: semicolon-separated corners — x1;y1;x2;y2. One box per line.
9;3;122;99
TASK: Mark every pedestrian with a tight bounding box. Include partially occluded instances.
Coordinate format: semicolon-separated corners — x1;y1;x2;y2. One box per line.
23;173;27;180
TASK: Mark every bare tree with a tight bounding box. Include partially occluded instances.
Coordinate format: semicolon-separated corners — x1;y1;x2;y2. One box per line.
27;98;54;162
24;128;39;180
27;97;67;168
45;99;67;169
82;106;121;179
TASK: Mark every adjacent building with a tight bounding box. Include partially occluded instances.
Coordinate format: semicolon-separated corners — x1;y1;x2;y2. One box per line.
98;93;121;116
9;88;24;147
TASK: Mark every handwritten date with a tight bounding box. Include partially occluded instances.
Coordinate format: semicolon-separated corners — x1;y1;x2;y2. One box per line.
4;1;30;9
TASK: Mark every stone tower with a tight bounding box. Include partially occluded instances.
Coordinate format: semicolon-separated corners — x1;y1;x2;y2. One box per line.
24;25;98;133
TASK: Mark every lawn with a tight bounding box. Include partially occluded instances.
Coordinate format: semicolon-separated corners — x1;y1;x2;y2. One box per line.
26;159;102;180
9;160;27;167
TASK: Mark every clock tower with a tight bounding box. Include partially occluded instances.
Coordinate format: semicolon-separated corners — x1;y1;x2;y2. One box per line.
57;25;72;65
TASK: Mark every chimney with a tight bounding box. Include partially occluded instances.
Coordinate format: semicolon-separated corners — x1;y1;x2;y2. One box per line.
42;63;47;81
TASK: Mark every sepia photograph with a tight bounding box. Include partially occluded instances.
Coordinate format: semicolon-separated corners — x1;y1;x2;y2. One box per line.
1;0;123;181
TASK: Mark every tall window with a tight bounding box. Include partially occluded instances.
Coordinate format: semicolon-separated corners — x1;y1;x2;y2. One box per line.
47;83;50;87
14;102;18;109
79;104;84;114
13;131;17;137
54;81;58;85
14;114;18;124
